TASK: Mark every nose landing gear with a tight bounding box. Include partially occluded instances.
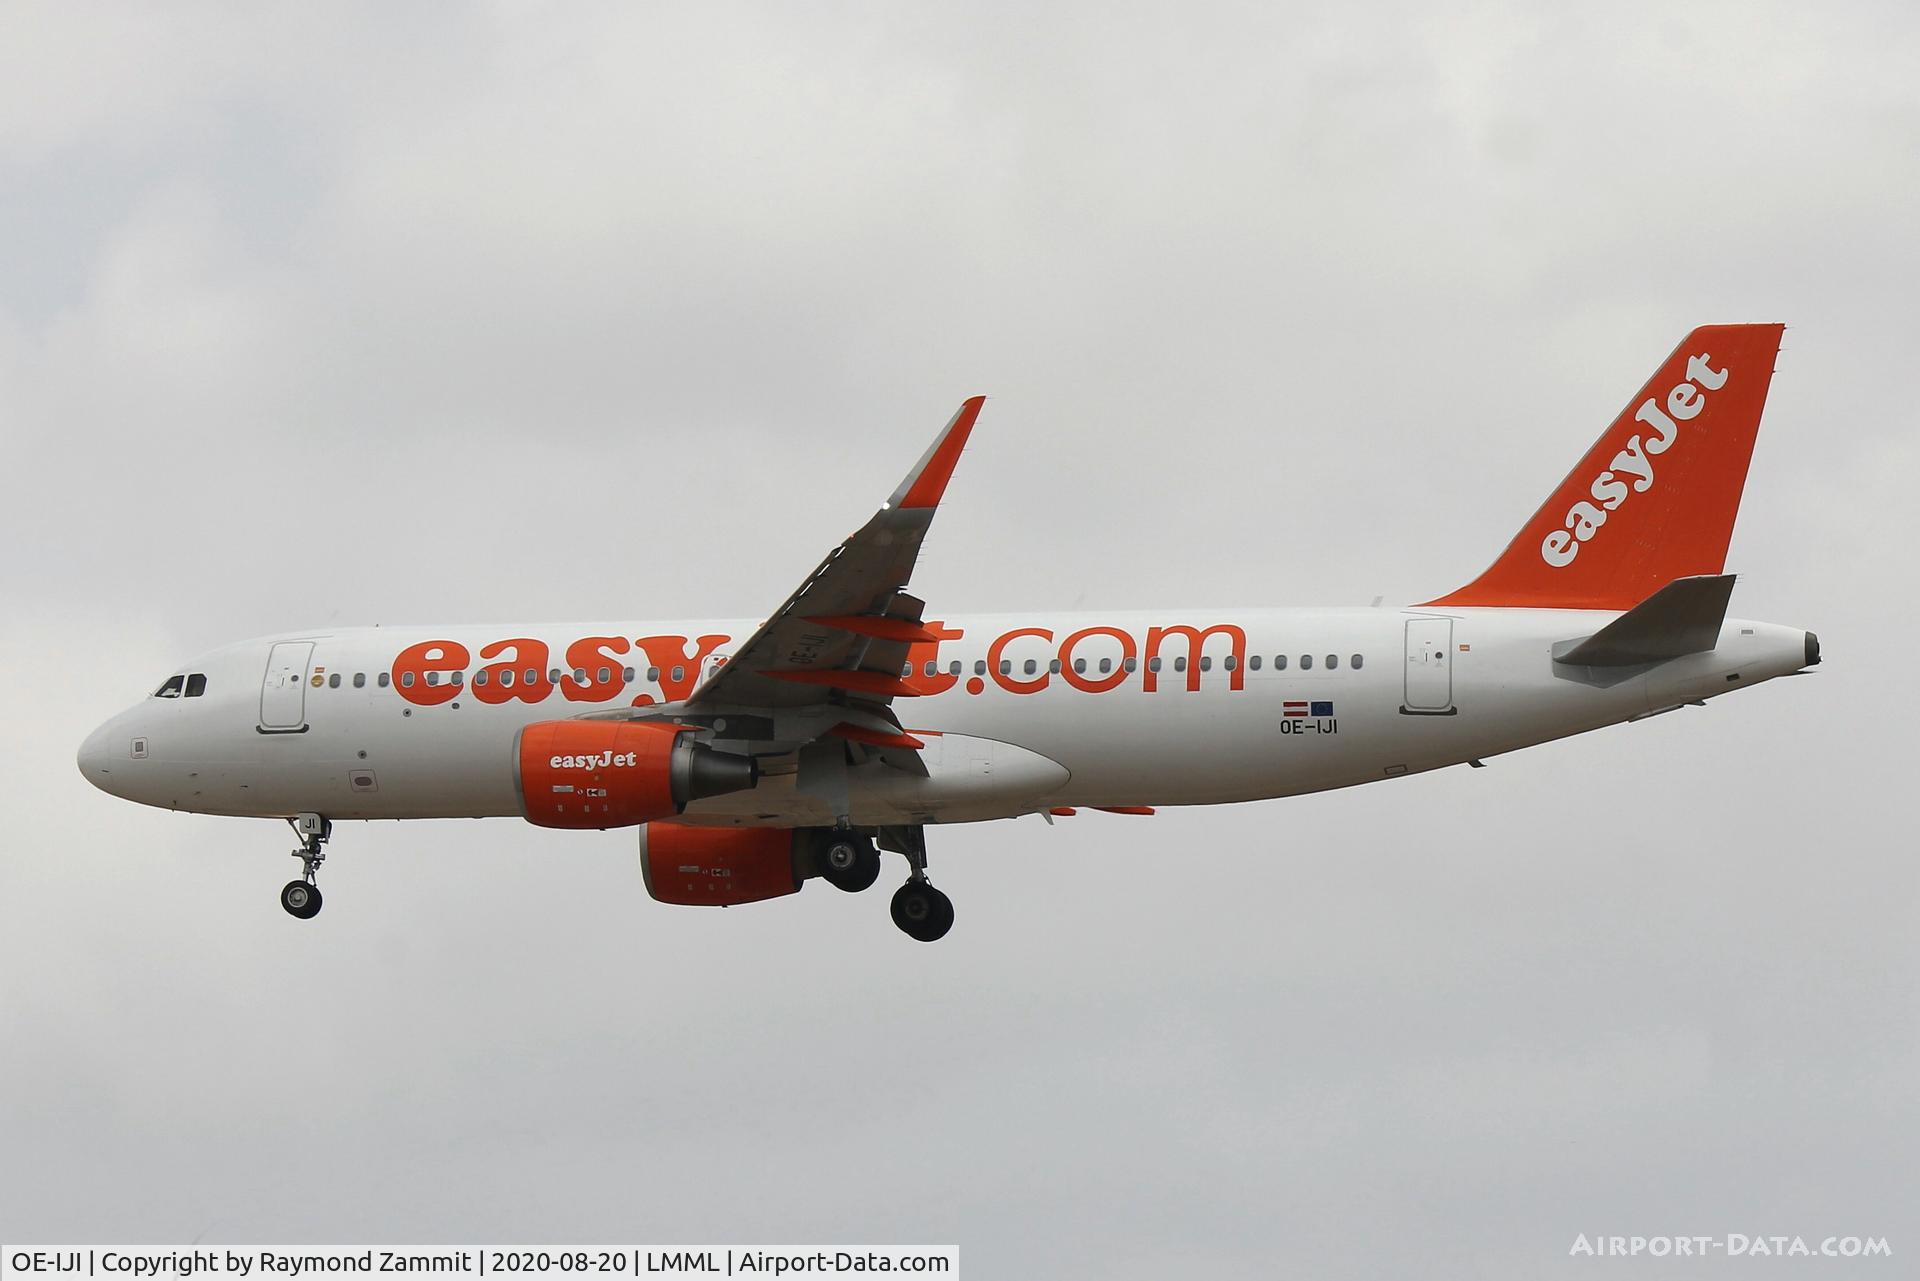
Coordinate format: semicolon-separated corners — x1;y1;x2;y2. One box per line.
280;879;322;919
281;813;329;920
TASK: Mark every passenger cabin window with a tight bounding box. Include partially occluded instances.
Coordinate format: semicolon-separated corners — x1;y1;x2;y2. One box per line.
646;666;660;681
1199;656;1212;672
1098;658;1112;674
353;673;366;688
1351;654;1364;669
401;672;416;688
154;675;185;699
1300;654;1313;670
1274;655;1288;670
623;666;636;681
975;661;987;676
378;672;391;688
184;673;208;697
328;673;341;688
1326;654;1339;670
1174;657;1187;672
474;670;489;686
1250;655;1262;671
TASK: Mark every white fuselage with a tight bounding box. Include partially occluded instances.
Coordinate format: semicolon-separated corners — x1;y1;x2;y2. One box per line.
77;606;1812;828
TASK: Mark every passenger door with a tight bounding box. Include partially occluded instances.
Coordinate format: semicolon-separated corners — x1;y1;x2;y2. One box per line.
260;641;315;730
1402;618;1455;714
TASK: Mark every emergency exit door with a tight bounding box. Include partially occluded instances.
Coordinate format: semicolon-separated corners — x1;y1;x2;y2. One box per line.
1402;618;1455;714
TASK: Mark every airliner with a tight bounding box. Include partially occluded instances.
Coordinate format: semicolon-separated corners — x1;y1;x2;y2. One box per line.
78;324;1816;941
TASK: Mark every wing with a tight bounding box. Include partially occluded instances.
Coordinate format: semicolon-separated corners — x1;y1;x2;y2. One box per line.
682;396;983;744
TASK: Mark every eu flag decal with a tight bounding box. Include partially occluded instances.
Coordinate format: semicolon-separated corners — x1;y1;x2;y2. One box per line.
1310;700;1334;717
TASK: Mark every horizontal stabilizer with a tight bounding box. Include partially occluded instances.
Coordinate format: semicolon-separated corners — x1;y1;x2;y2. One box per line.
1553;574;1736;667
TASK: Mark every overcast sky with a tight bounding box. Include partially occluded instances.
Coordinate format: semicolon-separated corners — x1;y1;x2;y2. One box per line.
1;2;1914;1276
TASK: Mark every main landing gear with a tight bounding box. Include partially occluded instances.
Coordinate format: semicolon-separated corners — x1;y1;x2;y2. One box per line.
819;830;883;893
281;813;329;920
890;880;954;943
814;825;955;942
883;824;953;944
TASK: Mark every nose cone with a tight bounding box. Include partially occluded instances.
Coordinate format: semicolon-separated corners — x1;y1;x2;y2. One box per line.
1804;631;1821;667
78;721;115;792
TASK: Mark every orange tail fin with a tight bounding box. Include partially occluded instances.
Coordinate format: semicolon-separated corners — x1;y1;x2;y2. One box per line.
1425;323;1785;610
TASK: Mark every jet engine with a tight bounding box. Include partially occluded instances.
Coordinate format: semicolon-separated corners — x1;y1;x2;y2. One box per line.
516;720;758;829
639;823;807;906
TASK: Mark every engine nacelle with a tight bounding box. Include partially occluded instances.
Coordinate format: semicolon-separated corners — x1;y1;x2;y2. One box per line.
639;823;806;906
516;720;758;829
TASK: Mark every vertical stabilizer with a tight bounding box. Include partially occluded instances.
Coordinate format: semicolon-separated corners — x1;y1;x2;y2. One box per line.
1426;324;1784;610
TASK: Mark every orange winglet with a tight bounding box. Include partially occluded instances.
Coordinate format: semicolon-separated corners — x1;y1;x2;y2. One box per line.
806;615;943;644
829;722;927;750
1049;806;1079;817
891;395;985;510
767;669;921;697
1094;806;1156;815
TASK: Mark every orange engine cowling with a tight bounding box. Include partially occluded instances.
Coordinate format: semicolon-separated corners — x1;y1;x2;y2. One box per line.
640;823;805;906
516;720;758;830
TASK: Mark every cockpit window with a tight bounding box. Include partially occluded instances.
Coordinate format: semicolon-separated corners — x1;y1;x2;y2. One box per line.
154;675;185;698
184;673;208;697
